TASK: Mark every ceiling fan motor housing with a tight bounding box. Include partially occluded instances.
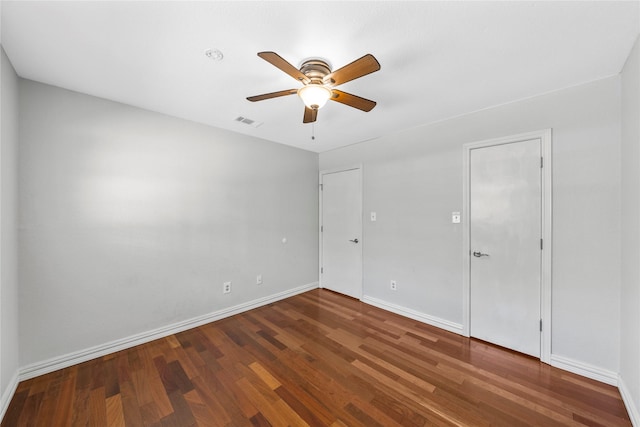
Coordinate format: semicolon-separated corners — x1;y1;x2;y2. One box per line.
300;59;332;84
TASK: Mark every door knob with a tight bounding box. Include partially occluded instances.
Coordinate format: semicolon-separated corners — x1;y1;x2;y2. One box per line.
473;251;489;257
349;238;359;244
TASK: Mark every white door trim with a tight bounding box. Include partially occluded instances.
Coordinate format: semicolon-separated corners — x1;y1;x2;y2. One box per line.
462;129;552;363
319;165;364;298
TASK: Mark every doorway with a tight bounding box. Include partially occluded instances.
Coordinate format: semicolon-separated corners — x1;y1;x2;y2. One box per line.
319;166;363;299
463;130;552;362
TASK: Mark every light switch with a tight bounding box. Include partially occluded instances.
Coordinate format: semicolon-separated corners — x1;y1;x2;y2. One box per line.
370;212;377;221
452;212;461;223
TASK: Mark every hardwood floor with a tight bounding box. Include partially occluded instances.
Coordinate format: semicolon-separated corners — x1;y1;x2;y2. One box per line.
2;289;631;426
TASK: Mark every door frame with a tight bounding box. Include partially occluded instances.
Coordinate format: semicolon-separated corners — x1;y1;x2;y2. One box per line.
319;165;364;298
462;129;552;363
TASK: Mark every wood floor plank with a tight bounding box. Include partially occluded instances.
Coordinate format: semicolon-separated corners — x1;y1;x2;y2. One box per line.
1;390;28;427
147;375;174;418
139;402;163;426
88;387;107;426
16;392;44;427
236;377;308;427
192;374;248;427
1;289;632;426
213;365;260;421
119;381;144;427
34;388;63;427
248;362;281;390
166;389;196;426
50;376;76;427
130;369;154;407
105;393;126;427
184;382;226;427
273;384;334;426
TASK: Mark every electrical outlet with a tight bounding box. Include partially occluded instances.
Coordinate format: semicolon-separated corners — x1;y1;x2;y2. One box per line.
256;274;263;285
223;281;232;294
390;280;397;291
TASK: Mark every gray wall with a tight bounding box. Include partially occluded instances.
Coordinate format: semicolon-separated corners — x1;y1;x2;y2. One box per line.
320;76;622;373
0;46;19;402
18;80;319;366
621;34;640;419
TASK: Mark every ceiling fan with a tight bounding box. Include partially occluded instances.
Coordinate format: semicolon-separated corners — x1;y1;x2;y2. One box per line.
247;51;381;123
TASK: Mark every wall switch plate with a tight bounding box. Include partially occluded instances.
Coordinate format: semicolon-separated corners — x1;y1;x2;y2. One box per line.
223;281;232;294
371;212;377;221
452;212;461;224
256;274;263;285
390;280;397;291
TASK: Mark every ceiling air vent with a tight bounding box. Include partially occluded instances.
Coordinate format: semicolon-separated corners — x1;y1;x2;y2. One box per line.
234;116;263;128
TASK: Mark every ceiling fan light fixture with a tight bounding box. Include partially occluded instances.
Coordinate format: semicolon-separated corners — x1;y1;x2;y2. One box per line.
248;52;380;123
298;84;332;110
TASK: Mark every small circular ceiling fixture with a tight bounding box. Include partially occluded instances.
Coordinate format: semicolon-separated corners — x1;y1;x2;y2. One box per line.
204;48;224;61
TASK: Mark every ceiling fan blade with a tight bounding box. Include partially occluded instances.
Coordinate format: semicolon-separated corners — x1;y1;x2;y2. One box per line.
257;52;311;84
324;54;380;87
330;90;377;112
247;89;298;102
303;107;317;123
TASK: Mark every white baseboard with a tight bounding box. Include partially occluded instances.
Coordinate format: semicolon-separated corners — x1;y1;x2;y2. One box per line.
19;282;319;381
361;295;464;335
619;375;640;427
550;354;619;386
0;370;19;422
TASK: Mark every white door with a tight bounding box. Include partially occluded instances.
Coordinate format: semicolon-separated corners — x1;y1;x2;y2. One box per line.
470;139;542;357
320;168;362;299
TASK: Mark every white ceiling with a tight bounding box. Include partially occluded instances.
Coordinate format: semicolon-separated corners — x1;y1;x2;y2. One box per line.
2;1;639;153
